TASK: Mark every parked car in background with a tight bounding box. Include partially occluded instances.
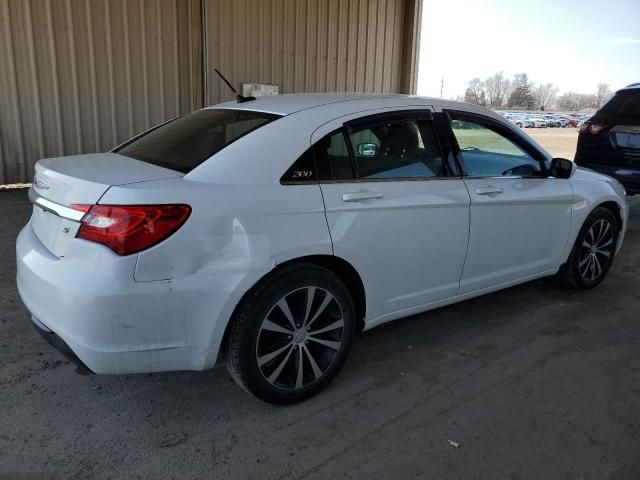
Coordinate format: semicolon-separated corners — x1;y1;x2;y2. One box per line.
575;83;640;195
542;114;562;128
511;114;534;128
528;116;548;128
559;115;578;128
17;94;629;403
504;114;525;128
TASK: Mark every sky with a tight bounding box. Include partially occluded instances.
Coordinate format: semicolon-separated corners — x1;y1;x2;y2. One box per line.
416;0;640;99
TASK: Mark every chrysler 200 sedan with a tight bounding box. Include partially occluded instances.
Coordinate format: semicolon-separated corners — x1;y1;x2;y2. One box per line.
17;94;628;404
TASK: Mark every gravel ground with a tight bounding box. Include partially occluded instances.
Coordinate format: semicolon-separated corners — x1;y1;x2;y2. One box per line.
1;189;639;480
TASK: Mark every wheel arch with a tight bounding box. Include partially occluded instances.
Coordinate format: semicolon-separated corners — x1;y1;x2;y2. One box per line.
218;254;367;361
560;196;626;266
597;200;624;231
276;255;366;330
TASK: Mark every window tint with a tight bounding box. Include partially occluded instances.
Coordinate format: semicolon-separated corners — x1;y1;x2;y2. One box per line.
116;109;279;173
348;119;444;179
600;91;640;122
314;130;354;180
450;119;542;177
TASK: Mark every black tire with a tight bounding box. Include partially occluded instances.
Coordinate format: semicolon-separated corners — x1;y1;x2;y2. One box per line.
556;207;619;289
224;263;356;404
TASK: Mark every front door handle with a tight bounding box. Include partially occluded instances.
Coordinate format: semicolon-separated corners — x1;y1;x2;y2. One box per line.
342;191;384;202
475;186;503;195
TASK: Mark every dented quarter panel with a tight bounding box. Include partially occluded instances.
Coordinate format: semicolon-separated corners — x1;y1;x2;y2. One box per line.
84;177;332;371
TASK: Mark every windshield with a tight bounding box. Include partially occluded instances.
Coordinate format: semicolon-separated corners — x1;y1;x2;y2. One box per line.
115;109;281;173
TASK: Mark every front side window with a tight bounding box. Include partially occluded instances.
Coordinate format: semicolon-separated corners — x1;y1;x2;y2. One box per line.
450;119;542;177
116;109;279;173
348;119;445;179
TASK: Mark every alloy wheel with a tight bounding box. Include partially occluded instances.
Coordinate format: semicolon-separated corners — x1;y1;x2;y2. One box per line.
578;219;614;282
256;287;344;390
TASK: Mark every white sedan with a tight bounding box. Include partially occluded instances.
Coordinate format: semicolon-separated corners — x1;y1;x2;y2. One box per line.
17;94;628;404
528;116;549;128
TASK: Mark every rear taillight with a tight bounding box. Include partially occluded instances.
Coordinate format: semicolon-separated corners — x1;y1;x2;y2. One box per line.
580;121;608;135
70;204;191;255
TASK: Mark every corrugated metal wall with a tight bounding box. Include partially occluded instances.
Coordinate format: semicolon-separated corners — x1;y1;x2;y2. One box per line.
204;0;421;105
0;0;202;184
0;0;422;184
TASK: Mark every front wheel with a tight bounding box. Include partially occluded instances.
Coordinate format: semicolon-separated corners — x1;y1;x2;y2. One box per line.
556;207;619;289
224;264;356;404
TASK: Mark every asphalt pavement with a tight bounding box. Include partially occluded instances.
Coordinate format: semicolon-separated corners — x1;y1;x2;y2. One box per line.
1;189;639;480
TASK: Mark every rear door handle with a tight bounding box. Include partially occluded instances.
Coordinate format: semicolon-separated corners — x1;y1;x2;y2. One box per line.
475;186;503;195
342;191;384;202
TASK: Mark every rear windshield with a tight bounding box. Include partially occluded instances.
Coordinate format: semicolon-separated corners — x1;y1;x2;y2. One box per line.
599;90;640;122
115;109;280;173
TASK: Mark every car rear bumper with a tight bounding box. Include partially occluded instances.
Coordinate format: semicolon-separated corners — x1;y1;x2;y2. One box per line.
30;314;93;374
16;221;252;374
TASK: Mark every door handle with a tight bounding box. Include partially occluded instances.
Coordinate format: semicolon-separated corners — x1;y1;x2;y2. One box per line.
342;191;384;202
475;186;503;195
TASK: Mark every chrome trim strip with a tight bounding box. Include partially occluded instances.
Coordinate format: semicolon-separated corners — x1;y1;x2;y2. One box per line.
281;176;464;185
28;187;86;222
283;175;551;185
463;175;544;180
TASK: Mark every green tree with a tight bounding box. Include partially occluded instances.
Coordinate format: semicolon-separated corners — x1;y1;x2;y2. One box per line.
508;73;535;109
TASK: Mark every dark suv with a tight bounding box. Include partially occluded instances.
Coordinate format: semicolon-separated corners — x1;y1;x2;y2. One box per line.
575;83;640;195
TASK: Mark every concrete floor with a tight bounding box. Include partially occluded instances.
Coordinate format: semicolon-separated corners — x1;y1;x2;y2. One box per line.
1;189;639;480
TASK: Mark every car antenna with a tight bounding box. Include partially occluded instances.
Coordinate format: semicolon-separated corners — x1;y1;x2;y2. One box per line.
214;68;256;103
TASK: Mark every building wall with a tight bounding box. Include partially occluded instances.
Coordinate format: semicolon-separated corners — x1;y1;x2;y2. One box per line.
204;0;421;104
0;0;202;184
0;0;421;184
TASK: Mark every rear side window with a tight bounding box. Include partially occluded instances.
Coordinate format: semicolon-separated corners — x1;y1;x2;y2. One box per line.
315;130;355;180
348;119;445;178
599;91;640;122
280;113;449;184
116;109;280;173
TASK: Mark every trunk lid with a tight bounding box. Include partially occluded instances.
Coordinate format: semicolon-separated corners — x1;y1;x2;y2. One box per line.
30;153;182;257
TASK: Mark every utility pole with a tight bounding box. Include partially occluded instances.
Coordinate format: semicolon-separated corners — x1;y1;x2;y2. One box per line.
440;76;444;99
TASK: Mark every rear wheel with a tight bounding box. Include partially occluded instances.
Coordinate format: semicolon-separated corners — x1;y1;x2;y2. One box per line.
224;264;356;404
556;207;619;289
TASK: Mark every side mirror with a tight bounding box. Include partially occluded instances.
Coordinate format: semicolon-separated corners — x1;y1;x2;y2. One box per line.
357;143;378;156
550;157;575;179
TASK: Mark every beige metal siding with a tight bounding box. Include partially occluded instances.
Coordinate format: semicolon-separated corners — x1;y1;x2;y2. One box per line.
0;0;422;184
203;0;421;105
0;0;202;184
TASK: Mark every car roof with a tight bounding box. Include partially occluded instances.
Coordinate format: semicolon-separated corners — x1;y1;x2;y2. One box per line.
208;92;504;120
619;82;640;92
211;93;407;115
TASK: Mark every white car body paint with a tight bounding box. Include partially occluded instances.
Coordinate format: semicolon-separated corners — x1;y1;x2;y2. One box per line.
459;176;573;293
16;94;629;375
